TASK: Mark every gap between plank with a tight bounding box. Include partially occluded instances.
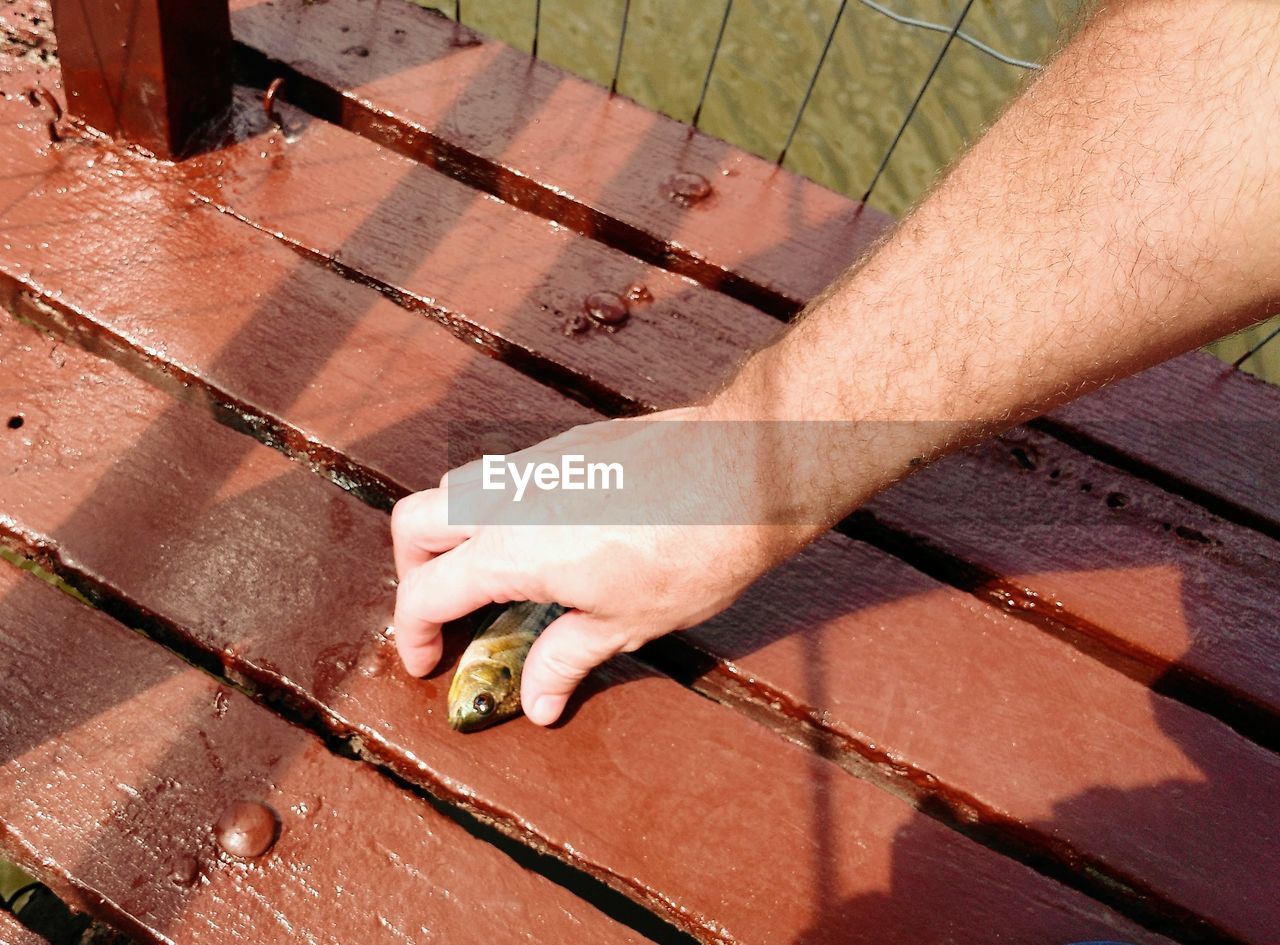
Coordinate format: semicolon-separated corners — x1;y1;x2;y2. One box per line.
230;42;805;322
231;43;1280;571
0;296;1248;945
10;0;1276;702
1029;416;1280;547
841;507;1280;756
44;196;1276;767
0;543;699;945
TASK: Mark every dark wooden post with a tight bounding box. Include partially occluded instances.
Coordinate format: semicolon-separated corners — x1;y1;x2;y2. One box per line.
49;0;233;159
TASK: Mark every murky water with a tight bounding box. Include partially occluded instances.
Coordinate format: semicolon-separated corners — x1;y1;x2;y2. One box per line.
421;0;1279;382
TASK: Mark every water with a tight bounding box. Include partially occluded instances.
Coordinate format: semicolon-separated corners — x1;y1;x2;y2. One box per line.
418;0;1279;383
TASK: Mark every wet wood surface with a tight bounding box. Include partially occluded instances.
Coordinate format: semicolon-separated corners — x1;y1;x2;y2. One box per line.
2;9;1278;945
0;87;597;503
146;75;1280;739
1044;352;1280;540
0;316;1171;945
143;90;1280;732
860;426;1280;746
679;536;1280;944
227;0;1280;520
0;0;51;63
7;5;1278;740
185;91;772;414
226;0;892;318
0;49;1276;943
0;565;644;945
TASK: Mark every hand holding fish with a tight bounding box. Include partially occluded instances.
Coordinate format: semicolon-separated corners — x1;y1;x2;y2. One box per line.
390;406;813;728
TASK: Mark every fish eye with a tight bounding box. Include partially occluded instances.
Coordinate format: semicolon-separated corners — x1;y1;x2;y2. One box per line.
472;692;495;716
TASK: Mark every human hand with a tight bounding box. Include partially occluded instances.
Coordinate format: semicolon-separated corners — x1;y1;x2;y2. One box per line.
390;405;812;726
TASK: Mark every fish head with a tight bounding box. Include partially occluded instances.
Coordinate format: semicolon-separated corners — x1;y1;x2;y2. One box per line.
447;659;519;732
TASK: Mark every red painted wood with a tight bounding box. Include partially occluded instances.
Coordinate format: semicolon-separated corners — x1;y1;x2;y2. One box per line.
0;57;1274;937
48;0;230;159
134;75;1280;735
14;0;1276;535
226;0;891;317
861;425;1280;736
227;0;1280;536
0;94;596;502
1045;352;1280;539
0;322;1168;945
0;565;643;945
1;48;1273;942
679;536;1280;944
0;910;46;945
0;0;54;65
0;52;773;415
184;90;775;412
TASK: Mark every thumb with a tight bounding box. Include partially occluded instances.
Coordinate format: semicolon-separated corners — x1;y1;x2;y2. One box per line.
521;610;623;726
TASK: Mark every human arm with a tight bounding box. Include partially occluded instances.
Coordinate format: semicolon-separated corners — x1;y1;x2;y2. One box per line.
392;0;1280;725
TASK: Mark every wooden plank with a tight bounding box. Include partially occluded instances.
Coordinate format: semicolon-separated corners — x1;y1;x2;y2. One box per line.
1041;352;1280;541
0;565;644;945
149;77;1280;739
0;50;774;414
9;11;1278;737
226;0;1280;536
0;167;1272;939
856;424;1280;746
12;0;1276;548
0;0;54;65
226;0;892;318
0;59;1274;939
49;0;231;158
676;537;1280;945
182;90;775;413
0;321;1169;945
0;910;46;945
0;62;597;503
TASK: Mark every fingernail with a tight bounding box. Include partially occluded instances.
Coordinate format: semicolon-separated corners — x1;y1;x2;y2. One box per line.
526;695;561;726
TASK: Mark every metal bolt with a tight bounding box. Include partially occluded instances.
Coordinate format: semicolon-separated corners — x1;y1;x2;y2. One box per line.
263;78;286;131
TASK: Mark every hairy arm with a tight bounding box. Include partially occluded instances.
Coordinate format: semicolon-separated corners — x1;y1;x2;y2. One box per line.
720;0;1280;509
392;0;1280;725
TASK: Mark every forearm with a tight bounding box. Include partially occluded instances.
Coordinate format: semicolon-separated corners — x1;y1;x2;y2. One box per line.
714;0;1280;522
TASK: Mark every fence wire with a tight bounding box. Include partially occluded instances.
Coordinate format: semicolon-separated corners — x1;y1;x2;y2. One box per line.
427;0;1280;378
433;0;1060;213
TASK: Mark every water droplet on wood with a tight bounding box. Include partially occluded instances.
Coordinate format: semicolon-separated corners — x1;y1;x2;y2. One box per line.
624;283;653;305
584;291;628;326
214;800;279;859
665;172;712;206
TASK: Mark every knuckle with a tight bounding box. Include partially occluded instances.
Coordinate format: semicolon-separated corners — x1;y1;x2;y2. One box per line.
390;491;425;537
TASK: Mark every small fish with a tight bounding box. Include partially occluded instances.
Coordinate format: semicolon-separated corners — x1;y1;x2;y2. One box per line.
447;601;565;732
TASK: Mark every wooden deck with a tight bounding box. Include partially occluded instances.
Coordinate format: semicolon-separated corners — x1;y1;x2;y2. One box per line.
1;1;1278;943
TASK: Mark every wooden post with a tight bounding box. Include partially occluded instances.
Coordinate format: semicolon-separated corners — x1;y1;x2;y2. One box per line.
49;0;232;159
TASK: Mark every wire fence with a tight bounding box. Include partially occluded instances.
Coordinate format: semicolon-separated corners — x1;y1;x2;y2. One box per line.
417;0;1280;382
419;0;1069;211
